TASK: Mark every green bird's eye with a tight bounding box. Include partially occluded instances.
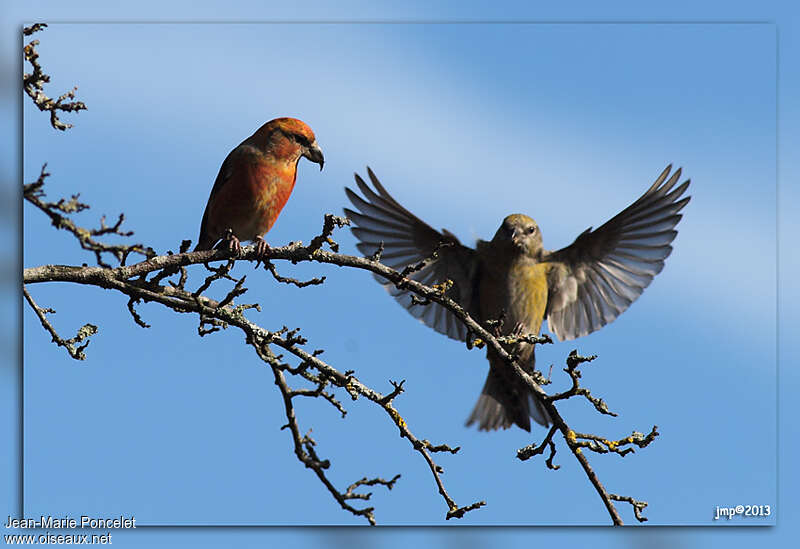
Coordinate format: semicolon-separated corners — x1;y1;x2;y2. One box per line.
528;226;536;234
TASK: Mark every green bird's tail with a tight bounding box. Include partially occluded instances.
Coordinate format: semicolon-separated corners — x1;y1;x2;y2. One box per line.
466;360;549;432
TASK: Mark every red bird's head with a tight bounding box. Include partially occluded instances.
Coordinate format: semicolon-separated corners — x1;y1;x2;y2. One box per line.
250;117;324;170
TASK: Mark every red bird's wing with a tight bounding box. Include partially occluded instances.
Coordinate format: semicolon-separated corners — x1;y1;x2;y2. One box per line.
543;165;691;341
196;145;272;250
196;148;240;250
344;168;480;342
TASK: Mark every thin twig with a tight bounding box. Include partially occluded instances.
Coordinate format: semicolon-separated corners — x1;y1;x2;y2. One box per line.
23;24;87;130
23;286;97;360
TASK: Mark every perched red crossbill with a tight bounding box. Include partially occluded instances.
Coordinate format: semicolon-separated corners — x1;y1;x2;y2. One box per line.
344;166;690;431
195;117;324;255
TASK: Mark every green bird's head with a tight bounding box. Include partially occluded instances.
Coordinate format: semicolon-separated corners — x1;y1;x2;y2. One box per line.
492;214;544;258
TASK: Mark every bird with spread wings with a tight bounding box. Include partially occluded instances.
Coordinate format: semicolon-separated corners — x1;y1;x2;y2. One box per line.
344;166;690;432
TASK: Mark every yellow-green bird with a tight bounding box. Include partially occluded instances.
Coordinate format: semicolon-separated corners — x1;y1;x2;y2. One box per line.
344;166;690;432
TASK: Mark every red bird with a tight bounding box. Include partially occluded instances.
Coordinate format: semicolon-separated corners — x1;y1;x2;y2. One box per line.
195;117;324;255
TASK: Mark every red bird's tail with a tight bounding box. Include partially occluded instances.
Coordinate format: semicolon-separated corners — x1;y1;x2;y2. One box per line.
193;235;215;252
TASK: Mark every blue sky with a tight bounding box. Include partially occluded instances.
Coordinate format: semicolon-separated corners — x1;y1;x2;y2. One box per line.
3;1;799;548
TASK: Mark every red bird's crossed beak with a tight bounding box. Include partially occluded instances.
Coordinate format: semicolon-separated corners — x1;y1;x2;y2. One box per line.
303;142;325;171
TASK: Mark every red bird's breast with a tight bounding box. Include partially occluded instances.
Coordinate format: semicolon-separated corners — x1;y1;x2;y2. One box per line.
205;152;298;243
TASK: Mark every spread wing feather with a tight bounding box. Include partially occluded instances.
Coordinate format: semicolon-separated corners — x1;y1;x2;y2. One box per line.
344;168;480;341
544;165;691;340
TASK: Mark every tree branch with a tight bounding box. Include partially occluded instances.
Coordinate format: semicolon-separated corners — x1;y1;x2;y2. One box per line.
23;24;87;130
22;286;97;360
22;219;654;523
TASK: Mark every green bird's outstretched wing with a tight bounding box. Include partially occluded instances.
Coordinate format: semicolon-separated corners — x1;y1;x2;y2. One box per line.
544;165;691;341
344;168;480;341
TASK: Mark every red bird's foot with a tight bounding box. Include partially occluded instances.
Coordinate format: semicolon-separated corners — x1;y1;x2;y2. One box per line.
254;237;271;268
223;229;242;256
